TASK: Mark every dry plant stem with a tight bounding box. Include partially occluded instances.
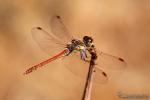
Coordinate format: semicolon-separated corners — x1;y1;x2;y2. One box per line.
82;55;95;100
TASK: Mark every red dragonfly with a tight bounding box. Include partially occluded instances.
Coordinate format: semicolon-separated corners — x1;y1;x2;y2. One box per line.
23;15;126;84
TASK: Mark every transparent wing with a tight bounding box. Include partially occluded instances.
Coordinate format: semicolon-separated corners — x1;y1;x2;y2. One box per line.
31;27;66;56
62;51;89;78
96;50;127;71
62;51;108;84
93;66;108;84
50;15;73;44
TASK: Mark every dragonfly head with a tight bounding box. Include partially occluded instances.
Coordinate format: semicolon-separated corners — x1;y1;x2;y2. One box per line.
83;36;93;47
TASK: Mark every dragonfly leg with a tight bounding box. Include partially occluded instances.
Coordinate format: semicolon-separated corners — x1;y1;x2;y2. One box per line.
80;49;86;60
79;49;91;63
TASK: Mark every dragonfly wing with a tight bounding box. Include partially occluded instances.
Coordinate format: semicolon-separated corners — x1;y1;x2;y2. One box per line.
62;51;108;84
62;51;90;79
50;15;73;44
31;27;66;56
93;66;108;84
96;50;127;71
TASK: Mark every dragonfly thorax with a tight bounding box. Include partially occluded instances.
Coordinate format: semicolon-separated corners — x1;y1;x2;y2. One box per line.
66;39;85;52
66;38;97;61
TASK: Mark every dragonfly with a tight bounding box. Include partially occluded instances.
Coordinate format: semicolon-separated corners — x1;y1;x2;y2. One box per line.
23;15;127;84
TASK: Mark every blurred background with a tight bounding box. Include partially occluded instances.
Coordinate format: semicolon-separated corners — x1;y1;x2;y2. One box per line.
0;0;150;100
